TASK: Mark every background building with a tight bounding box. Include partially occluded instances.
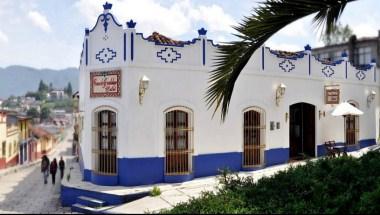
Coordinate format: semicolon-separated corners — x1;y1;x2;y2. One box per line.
313;30;380;67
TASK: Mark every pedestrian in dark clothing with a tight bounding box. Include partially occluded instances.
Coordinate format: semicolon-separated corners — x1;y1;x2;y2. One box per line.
41;155;50;185
59;156;65;180
50;158;58;185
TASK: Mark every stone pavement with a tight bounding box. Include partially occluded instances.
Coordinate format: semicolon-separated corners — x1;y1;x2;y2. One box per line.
0;127;75;214
101;145;377;214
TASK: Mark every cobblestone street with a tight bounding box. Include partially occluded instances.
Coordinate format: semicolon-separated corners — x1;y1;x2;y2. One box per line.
0;128;74;214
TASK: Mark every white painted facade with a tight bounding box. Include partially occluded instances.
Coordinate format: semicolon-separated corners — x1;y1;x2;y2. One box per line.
78;3;379;186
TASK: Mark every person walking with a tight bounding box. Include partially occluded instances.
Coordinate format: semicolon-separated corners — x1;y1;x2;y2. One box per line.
41;155;50;185
59;156;65;180
50;158;58;185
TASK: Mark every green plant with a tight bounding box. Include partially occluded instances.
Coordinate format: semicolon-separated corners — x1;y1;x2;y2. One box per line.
151;186;162;197
165;151;380;214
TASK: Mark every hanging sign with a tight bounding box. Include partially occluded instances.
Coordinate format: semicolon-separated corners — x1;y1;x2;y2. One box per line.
325;85;340;104
90;70;121;97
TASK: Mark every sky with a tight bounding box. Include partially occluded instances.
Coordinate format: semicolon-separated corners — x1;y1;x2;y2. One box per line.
0;0;378;70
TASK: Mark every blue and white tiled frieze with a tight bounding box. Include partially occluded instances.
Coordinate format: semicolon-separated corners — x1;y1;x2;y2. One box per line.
356;70;366;80
261;46;377;83
322;66;335;78
157;48;181;63
279;59;295;73
96;48;117;63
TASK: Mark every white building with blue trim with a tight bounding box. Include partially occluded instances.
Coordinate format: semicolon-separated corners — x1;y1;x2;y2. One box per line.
78;2;379;187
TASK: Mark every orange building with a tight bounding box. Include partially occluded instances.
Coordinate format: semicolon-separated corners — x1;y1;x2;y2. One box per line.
30;126;54;159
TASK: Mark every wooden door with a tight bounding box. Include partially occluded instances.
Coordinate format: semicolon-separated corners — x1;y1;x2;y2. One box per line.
289;103;315;159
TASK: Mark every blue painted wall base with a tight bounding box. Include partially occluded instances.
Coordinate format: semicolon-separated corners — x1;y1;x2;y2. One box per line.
317;139;376;157
164;174;194;183
82;139;375;187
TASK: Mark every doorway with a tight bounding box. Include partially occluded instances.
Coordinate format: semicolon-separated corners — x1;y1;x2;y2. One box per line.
345;101;359;145
289;103;316;160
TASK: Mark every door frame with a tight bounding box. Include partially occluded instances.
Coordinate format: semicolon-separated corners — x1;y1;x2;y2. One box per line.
163;106;194;175
289;102;316;159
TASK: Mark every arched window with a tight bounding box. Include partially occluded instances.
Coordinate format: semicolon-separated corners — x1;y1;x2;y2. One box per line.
243;107;266;167
165;107;193;175
345;101;359;145
93;109;117;175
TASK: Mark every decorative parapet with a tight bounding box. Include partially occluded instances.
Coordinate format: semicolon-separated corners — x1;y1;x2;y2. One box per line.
81;2;379;86
260;45;378;84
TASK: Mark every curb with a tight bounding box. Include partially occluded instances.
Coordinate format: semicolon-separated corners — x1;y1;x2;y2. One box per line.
0;161;41;179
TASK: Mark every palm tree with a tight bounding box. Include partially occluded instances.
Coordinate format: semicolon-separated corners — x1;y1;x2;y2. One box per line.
206;0;357;121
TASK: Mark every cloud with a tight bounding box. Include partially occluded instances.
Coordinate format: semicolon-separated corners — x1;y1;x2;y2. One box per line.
0;30;9;44
352;23;377;38
190;4;236;33
278;19;308;37
27;11;51;33
75;0;236;38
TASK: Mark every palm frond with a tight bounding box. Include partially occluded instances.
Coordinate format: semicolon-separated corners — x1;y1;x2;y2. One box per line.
206;0;357;121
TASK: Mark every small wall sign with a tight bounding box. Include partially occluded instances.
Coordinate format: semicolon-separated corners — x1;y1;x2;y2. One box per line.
90;70;121;97
324;85;340;104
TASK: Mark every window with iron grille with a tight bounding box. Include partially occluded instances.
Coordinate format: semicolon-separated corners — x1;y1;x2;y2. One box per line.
243;107;266;167
165;108;193;175
93;110;117;175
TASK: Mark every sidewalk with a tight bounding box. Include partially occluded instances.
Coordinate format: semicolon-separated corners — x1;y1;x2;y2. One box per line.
103;145;377;214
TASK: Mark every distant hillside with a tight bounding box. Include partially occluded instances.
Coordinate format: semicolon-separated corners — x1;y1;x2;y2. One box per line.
0;66;78;99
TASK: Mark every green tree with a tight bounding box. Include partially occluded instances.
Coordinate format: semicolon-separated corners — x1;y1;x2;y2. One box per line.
40;106;51;122
38;80;48;93
206;0;356;120
65;82;73;97
27;108;40;119
49;82;53;92
321;22;353;45
25;91;38;98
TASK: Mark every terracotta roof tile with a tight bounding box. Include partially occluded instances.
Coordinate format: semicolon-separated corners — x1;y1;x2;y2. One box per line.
30;126;52;138
147;32;184;46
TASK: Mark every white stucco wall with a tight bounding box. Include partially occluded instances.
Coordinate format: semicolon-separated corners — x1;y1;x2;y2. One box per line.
78;9;380;170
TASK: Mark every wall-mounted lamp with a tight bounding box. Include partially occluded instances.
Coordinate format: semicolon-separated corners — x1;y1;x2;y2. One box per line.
367;90;376;108
139;75;150;105
285;112;289;123
319;110;326;119
276;83;287;106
